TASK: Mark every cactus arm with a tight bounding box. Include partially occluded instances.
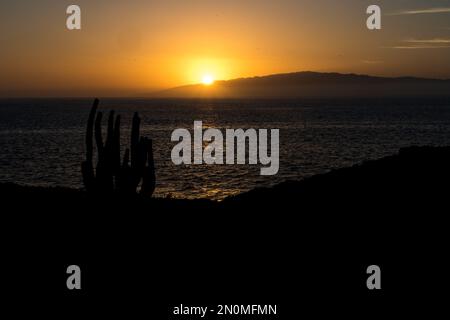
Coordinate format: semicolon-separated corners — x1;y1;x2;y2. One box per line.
82;98;99;191
94;111;104;161
130;112;140;169
141;138;156;196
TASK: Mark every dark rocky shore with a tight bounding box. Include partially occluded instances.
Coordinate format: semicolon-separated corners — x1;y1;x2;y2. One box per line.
2;145;449;315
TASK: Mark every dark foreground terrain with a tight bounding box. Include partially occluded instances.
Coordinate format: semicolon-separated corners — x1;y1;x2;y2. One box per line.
2;146;449;317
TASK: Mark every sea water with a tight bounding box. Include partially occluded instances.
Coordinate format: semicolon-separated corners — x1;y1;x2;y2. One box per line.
1;97;450;200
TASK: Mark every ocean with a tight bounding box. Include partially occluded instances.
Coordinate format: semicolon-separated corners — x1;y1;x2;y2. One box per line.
1;97;450;200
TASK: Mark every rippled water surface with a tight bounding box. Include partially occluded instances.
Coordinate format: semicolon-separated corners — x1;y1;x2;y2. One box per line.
1;98;450;199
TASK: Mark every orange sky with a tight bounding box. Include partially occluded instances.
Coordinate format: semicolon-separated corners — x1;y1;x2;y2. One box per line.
1;0;450;96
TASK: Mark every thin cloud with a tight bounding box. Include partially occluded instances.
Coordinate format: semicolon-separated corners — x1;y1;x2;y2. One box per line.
385;38;450;49
387;45;450;49
404;38;450;44
390;7;450;15
362;60;383;64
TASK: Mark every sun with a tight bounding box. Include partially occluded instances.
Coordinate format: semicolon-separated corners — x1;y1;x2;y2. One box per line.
201;74;214;85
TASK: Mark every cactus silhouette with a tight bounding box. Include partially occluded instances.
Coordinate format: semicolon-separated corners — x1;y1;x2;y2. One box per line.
81;98;156;196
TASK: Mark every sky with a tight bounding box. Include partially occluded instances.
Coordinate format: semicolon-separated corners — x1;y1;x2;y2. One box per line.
1;0;450;97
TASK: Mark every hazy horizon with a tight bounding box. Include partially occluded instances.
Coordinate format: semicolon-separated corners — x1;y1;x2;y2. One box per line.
1;0;450;97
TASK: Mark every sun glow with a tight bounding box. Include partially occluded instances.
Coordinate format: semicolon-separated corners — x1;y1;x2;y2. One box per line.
202;74;214;85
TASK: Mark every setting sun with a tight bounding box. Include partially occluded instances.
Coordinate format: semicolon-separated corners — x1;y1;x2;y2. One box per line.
202;75;214;85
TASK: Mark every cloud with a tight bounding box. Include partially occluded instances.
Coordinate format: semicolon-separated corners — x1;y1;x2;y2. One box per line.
390;7;450;15
362;60;383;64
385;38;450;49
387;45;450;49
404;38;450;44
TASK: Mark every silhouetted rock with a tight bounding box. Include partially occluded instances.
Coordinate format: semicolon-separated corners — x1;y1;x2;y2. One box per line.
3;145;448;304
223;146;450;215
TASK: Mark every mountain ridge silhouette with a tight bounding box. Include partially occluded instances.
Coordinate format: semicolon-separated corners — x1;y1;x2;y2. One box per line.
153;71;450;98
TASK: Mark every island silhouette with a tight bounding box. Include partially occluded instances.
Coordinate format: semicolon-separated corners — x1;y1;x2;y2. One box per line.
154;71;450;98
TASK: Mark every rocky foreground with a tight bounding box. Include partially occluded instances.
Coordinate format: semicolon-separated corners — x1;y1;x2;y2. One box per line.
2;146;449;311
